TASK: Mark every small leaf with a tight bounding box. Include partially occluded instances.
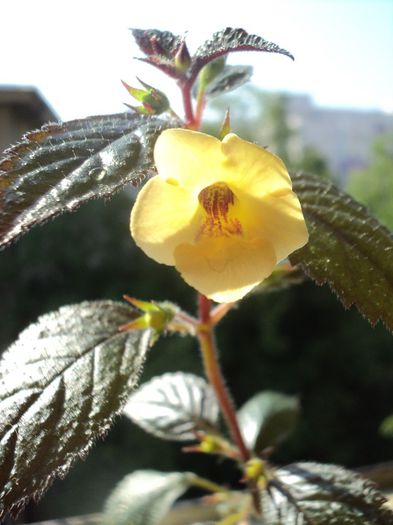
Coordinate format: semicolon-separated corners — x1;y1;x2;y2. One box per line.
263;462;393;524
203;65;253;98
0;112;177;250
0;301;151;519
197;57;227;91
131;29;186;79
253;264;305;295
290;173;393;331
237;391;299;453
102;470;194;525
131;28;182;58
123;372;219;441
189;28;293;81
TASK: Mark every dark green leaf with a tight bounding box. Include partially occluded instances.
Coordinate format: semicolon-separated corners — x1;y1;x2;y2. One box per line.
0;301;151;520
202;65;253;99
102;470;194;525
0;112;177;250
380;414;393;438
253;264;305;295
237;391;299;453
290;173;393;331
263;462;393;524
189;28;293;81
123;372;219;441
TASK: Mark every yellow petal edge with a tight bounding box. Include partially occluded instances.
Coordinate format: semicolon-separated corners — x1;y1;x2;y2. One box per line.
130;129;308;303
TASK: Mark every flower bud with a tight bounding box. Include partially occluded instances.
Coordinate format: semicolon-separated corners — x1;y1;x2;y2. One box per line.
245;458;267;488
175;40;191;72
119;296;177;345
198;56;226;90
122;78;170;115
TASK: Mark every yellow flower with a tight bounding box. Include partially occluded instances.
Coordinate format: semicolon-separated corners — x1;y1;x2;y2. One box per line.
130;129;308;303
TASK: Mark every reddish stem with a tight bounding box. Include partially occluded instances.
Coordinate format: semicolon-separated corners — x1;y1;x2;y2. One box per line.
194;86;206;130
179;80;196;129
197;295;250;462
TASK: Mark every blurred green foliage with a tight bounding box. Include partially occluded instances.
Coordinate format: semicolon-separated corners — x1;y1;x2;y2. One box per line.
348;132;393;229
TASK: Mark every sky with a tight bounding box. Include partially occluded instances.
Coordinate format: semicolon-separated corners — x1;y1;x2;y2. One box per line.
0;0;392;121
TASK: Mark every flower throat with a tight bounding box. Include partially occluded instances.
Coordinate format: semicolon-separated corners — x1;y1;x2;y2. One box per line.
198;182;242;239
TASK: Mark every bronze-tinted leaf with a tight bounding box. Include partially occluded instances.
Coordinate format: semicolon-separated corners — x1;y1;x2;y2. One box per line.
130;29;185;80
0;113;177;249
263;462;393;524
291;173;393;331
131;29;182;58
0;301;151;519
189;28;293;82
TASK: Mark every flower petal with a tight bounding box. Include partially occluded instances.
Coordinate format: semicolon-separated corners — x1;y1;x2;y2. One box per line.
234;187;309;261
130;176;201;265
221;133;292;196
174;237;276;303
154;129;224;193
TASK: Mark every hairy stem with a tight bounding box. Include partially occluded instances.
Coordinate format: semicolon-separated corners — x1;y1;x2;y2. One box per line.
191;475;230;494
197;294;250;462
179;80;196;128
194;86;206;130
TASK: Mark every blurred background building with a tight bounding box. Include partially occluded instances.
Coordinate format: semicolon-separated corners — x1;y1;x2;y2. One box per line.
284;93;393;183
0;86;57;154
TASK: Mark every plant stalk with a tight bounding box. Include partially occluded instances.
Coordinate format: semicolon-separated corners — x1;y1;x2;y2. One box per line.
194;86;206;130
197;294;250;463
179;80;196;129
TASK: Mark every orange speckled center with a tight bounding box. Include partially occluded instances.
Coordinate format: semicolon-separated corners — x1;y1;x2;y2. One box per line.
197;182;242;239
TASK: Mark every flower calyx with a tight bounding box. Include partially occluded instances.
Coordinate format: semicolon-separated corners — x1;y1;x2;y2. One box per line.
244;458;267;490
122;78;170;115
184;433;240;459
119;295;177;345
175;40;191;73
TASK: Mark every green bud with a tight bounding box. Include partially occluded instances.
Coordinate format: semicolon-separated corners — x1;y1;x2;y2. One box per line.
219;110;231;140
120;296;177;346
122;78;170;115
245;458;266;482
175;40;191;72
198;56;226;90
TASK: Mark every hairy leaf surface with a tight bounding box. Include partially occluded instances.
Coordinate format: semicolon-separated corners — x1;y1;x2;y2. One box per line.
103;470;194;525
190;28;293;81
131;28;182;58
291;173;393;331
203;65;253;98
0;301;150;519
0;113;177;249
263;462;393;524
123;372;219;441
130;29;185;79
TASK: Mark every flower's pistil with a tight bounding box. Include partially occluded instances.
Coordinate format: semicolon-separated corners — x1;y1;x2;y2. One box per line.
198;182;242;239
